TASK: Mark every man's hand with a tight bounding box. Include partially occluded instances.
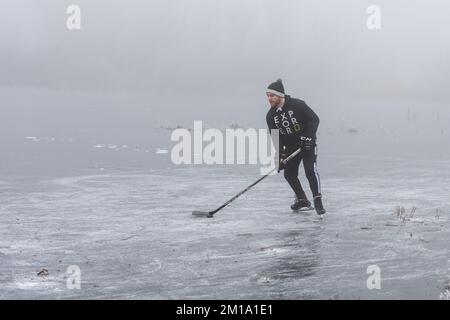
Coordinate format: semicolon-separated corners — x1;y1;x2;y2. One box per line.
277;152;287;172
300;136;315;152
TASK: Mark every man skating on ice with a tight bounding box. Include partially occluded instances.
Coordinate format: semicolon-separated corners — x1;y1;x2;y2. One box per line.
266;79;326;215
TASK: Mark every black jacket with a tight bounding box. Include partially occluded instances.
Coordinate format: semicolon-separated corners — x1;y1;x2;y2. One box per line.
266;95;320;151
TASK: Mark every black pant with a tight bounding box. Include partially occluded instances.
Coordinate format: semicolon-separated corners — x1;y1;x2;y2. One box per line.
283;144;322;199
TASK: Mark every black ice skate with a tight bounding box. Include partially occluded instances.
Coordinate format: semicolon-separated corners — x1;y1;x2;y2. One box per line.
314;195;326;215
291;197;313;212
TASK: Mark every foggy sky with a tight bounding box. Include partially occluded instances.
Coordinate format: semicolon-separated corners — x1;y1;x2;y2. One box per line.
2;0;450;102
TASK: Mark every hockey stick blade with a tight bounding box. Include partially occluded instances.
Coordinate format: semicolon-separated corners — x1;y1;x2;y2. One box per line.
192;211;214;218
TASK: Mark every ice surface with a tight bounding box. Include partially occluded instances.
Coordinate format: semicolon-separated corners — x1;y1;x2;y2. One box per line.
0;156;449;299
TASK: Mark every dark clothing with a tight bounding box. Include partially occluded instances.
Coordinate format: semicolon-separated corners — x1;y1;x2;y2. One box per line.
266;95;322;199
266;95;320;150
283;144;321;198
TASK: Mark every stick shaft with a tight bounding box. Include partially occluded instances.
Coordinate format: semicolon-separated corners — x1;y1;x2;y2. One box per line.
209;147;301;215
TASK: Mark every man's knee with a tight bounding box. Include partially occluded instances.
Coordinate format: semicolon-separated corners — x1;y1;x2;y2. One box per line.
283;169;291;180
284;168;297;181
304;166;316;179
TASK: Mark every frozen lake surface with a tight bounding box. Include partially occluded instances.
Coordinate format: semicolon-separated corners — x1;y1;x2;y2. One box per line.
0;155;449;299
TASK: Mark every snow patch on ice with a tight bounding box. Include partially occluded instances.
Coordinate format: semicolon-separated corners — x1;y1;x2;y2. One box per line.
156;148;168;154
12;276;60;291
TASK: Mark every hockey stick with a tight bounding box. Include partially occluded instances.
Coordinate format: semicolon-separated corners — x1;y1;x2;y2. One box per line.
192;147;302;218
